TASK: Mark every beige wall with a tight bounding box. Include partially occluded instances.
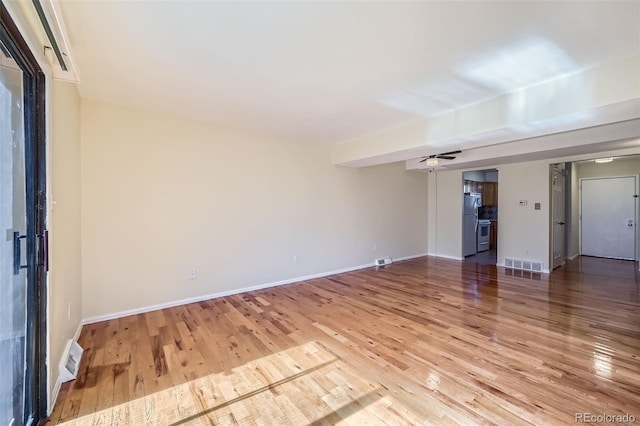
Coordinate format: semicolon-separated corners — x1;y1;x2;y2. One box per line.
428;160;551;270
569;162;580;258
496;161;550;269
577;156;640;180
80;100;428;319
48;81;82;398
427;170;463;259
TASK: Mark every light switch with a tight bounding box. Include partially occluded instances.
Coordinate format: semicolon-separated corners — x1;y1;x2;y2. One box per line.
535;203;541;210
519;200;528;206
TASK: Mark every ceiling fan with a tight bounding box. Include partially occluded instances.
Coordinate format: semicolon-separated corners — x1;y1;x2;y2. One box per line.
419;150;462;166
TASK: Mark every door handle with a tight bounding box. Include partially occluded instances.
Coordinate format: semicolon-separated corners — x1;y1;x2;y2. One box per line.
13;231;27;275
37;231;48;271
558;222;565;225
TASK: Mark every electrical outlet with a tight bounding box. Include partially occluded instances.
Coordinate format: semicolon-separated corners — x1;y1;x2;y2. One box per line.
188;268;197;279
293;255;298;264
373;243;377;252
67;302;71;320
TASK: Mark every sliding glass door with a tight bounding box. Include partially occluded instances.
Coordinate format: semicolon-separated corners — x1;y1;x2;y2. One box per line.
0;4;47;425
0;42;28;426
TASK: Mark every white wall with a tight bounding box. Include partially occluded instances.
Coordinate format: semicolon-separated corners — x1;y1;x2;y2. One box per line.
80;100;428;319
577;156;640;179
48;81;82;399
568;162;579;258
463;170;486;182
427;170;463;259
485;170;498;182
428;160;551;270
495;162;550;269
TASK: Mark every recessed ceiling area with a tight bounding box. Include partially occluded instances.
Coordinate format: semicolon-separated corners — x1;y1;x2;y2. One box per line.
57;1;640;165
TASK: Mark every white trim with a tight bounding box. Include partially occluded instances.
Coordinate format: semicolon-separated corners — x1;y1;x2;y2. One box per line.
566;253;580;261
434;254;465;261
426;253;464;261
394;252;429;262
82;255;420;324
83;253;432;325
49;322;83;415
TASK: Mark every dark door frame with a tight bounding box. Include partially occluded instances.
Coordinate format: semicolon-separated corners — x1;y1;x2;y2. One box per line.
0;2;47;423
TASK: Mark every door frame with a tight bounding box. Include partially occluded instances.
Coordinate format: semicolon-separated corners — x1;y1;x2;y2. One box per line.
579;174;639;260
0;3;48;423
550;166;567;270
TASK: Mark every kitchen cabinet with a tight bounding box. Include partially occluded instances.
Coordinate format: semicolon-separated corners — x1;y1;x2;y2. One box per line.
464;180;483;194
483;182;498;206
464;180;497;206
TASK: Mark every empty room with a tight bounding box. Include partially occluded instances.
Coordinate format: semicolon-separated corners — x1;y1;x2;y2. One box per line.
1;1;639;425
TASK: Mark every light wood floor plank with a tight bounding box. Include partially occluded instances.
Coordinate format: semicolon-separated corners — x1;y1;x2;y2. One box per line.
47;256;640;425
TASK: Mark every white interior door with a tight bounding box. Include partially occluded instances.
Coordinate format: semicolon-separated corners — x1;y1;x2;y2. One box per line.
551;169;566;269
581;176;636;259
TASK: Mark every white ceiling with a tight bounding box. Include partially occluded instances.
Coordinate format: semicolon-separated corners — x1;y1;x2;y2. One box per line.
59;1;640;149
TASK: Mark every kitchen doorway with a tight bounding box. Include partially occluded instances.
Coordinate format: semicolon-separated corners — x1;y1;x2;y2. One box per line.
462;169;498;265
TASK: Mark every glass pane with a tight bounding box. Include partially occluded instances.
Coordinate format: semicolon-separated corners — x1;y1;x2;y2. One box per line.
0;42;27;426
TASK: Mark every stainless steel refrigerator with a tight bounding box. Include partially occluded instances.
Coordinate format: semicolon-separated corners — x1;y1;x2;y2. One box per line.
463;194;480;256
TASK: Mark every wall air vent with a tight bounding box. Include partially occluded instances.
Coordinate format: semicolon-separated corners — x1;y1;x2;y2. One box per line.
504;258;544;273
375;257;393;266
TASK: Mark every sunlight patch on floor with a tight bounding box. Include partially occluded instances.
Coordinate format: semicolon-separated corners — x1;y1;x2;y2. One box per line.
58;341;422;425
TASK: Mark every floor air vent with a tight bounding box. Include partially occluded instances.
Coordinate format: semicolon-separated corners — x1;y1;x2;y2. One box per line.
59;340;83;383
375;257;393;266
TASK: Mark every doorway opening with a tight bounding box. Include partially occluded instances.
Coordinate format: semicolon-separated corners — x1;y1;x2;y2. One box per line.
462;169;498;265
556;155;639;278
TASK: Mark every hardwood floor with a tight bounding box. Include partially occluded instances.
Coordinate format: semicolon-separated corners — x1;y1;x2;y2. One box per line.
464;248;497;266
47;256;640;425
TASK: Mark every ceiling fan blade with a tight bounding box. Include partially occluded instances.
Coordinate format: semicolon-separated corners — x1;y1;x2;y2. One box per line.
419;157;427;163
437;155;456;160
438;150;462;156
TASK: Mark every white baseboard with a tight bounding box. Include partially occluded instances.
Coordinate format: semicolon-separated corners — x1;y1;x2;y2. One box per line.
82;254;426;325
426;253;464;261
435;254;465;261
49;322;84;415
83;253;432;325
394;252;429;262
566;253;580;261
